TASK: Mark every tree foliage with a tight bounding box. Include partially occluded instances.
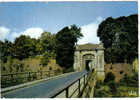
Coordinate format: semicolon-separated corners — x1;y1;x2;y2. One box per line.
0;25;82;70
36;32;56;55
56;25;83;68
13;35;37;60
0;40;13;62
0;32;55;62
97;14;138;63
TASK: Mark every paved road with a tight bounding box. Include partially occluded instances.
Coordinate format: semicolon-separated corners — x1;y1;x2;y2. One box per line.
2;70;88;98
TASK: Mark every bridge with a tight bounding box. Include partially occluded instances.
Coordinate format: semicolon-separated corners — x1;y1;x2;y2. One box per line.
1;69;96;98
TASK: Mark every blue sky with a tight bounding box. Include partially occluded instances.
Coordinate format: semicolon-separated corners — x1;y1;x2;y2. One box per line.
0;1;138;44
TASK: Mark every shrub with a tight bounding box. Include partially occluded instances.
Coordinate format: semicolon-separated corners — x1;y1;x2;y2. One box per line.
40;51;51;67
32;73;37;80
95;81;103;89
40;51;56;67
104;72;115;83
63;67;74;73
119;72;138;87
132;58;138;73
108;81;117;94
94;89;109;97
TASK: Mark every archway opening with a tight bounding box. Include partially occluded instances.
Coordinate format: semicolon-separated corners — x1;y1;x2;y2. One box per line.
85;60;92;71
83;54;94;71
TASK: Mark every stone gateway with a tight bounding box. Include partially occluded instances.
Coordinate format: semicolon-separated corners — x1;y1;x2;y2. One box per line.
73;43;105;81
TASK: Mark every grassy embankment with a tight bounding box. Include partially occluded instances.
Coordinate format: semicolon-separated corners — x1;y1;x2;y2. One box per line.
1;56;63;75
1;56;63;88
94;59;139;97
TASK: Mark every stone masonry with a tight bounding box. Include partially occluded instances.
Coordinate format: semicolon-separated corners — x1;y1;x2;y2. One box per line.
73;43;105;81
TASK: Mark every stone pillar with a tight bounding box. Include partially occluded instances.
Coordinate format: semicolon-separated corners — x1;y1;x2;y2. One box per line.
78;51;82;71
80;53;83;70
102;51;105;70
97;55;100;71
96;55;98;69
96;51;105;82
73;51;81;71
73;52;77;71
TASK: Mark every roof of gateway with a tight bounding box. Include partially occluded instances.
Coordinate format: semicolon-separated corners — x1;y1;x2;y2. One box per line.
76;43;104;51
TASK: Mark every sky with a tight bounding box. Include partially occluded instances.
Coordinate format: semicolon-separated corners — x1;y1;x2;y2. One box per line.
0;1;138;44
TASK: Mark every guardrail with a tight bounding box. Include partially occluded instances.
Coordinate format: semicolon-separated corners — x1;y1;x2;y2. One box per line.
49;70;94;98
1;70;95;98
81;70;96;97
1;70;62;88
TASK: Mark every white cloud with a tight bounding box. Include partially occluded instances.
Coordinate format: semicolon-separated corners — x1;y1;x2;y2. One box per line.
0;26;10;41
0;27;44;42
0;17;103;43
21;28;44;39
78;16;103;44
9;32;21;42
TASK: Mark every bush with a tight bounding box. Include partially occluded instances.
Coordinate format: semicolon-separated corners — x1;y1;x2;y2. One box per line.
132;58;138;73
32;73;37;80
63;67;74;73
40;51;56;67
104;72;115;83
94;89;109;97
95;81;104;89
40;51;52;67
108;81;117;94
119;72;138;87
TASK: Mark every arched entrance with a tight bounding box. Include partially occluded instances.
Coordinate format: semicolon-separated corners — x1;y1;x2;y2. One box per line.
83;54;95;71
85;60;92;71
73;43;105;81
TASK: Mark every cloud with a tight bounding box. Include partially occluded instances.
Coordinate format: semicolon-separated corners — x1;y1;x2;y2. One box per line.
21;28;44;39
0;26;10;41
0;27;44;42
9;32;21;42
78;16;103;44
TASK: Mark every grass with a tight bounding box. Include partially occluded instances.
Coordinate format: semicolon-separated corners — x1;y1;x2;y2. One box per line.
1;57;63;75
94;84;138;97
94;62;139;97
1;57;63;88
118;86;138;97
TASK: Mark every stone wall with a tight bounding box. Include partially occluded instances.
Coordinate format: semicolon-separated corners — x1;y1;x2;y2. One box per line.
73;44;105;81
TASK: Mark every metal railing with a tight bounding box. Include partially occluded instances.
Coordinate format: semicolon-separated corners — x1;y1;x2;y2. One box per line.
1;70;62;88
81;69;97;97
49;70;94;98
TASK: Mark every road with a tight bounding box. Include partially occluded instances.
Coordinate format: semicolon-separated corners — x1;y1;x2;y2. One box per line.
2;70;87;98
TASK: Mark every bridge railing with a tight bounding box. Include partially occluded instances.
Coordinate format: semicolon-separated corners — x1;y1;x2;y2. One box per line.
49;69;94;98
1;70;63;88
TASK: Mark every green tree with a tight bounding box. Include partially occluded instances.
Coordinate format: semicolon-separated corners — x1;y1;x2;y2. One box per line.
0;40;13;62
13;35;36;60
97;14;138;63
56;25;83;69
36;32;56;56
